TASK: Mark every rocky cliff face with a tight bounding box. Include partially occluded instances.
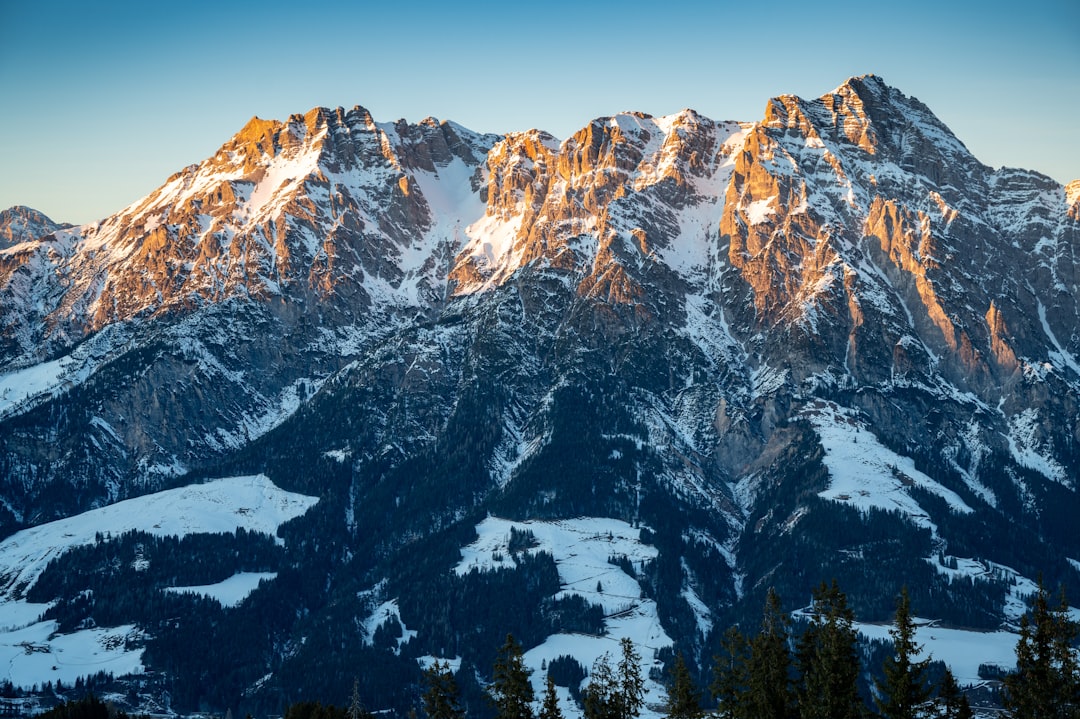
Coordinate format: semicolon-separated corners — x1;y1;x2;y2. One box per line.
0;75;1078;714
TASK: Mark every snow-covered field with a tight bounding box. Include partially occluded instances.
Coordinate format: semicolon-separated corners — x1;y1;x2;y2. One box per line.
0;621;145;690
855;620;1017;685
0;353;97;420
0;474;318;602
805;401;973;533
455;517;673;717
165;572;278;608
0;475;318;688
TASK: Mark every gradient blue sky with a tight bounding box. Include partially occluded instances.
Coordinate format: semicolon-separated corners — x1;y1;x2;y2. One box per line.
1;0;1077;225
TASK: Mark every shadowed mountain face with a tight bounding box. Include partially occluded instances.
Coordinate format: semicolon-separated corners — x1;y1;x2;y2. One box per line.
0;75;1077;714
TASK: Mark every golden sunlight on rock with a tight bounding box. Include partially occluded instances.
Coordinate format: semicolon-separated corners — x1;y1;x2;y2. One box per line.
985;302;1019;373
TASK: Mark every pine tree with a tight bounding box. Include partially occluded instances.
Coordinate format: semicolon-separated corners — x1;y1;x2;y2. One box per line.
1052;587;1080;718
583;640;645;719
422;661;465;719
490;634;536;719
711;626;749;719
745;588;796;719
616;637;645;719
664;652;703;719
1003;582;1080;719
540;676;563;719
795;580;864;719
933;669;972;719
349;678;374;719
583;653;618;719
875;587;931;719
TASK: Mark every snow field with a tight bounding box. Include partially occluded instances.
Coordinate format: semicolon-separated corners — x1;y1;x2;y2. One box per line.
458;211;527;295
745;199;776;226
0;621;144;691
165;572;279;608
0;475;319;688
1005;407;1069;486
854;620;1016;686
244;146;322;221
399;156;489;302
360;599;416;655
0;474;318;603
455;517;673;717
805;401;972;533
0;327;117;420
0;357;70;417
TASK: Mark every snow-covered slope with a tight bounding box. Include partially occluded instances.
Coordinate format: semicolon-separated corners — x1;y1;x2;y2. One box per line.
0;476;317;689
456;517;672;718
0;475;317;602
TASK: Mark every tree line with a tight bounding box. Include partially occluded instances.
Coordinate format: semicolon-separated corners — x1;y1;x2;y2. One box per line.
33;580;1079;719
416;581;1078;719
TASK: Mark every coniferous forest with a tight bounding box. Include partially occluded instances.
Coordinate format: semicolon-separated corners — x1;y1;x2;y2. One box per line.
22;580;1080;719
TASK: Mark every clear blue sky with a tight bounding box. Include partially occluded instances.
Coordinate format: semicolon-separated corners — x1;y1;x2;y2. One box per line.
1;0;1077;225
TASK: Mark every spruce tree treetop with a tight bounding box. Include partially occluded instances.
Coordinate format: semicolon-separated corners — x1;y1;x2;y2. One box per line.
491;634;536;719
934;669;973;719
1003;581;1080;719
616;637;645;719
582;639;645;719
422;661;465;719
875;587;931;719
349;678;375;719
711;626;750;719
745;588;796;719
664;652;703;719
583;652;618;719
795;580;863;719
540;675;564;719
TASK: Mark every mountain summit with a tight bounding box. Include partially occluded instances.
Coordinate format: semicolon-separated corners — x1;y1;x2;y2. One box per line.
0;205;71;249
0;76;1077;715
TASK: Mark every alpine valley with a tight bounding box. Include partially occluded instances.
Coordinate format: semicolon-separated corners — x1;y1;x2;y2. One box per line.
1;75;1078;716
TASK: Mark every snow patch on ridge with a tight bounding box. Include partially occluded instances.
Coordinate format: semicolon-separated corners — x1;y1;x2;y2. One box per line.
1036;298;1080;377
745;199;776;225
244;148;322;221
459;211;527;291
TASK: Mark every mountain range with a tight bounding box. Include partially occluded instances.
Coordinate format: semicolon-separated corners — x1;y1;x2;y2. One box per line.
0;74;1077;716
